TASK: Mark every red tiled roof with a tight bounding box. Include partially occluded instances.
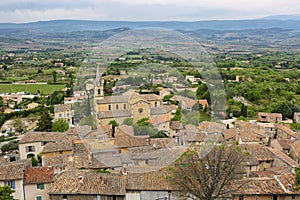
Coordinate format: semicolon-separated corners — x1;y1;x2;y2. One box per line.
24;166;55;184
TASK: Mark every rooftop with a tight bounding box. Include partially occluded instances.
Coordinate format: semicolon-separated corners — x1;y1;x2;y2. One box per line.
24;166;55;184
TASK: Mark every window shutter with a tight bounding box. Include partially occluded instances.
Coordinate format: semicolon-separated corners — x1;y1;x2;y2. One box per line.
40;183;44;190
26;146;29;153
32;146;35;151
11;181;15;189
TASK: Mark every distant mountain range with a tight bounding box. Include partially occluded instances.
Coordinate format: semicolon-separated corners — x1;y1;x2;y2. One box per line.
0;17;300;34
260;14;300;20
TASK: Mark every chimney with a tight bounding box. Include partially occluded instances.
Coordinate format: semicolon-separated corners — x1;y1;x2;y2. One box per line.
79;176;83;183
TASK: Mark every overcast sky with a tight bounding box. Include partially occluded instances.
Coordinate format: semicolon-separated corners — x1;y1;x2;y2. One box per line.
0;0;299;23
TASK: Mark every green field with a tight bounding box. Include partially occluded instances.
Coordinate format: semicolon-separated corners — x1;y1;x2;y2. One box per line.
0;84;65;94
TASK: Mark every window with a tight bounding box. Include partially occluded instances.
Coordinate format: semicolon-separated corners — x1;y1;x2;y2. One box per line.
4;181;15;189
66;113;70;118
26;145;35;153
154;102;157;107
58;114;62;118
138;108;143;114
116;104;119;110
41;142;47;146
124;104;126;110
108;105;111;110
36;196;42;200
273;195;278;200
37;183;44;190
238;196;244;200
95;195;101;200
292;195;296;200
98;89;101;95
62;194;67;200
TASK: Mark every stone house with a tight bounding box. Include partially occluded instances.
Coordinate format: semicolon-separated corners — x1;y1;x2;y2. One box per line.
276;124;300;140
19;131;65;160
54;104;73;125
125;167;179;200
49;170;126;200
294;112;300;123
0;163;25;200
289;140;300;164
241;144;274;175
171;95;197;112
24;166;55;200
258;112;282;123
41;134;79;161
232;173;300;200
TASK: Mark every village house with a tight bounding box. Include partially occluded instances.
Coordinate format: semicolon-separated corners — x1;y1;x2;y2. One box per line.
125;167;179;200
235;121;268;145
114;125;149;153
258;112;282;123
49;169;126;200
241;144;274;175
0;163;25;200
54;104;73;125
64;90;88;104
294;112;300;124
171;95;197;112
41;134;79;161
232;172;300;200
24;166;56;200
276;124;300;140
19;131;65;160
26;102;39;110
289;140;300;164
54;62;64;67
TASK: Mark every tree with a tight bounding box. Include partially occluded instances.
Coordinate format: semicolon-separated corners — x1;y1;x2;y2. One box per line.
36;107;53;132
272;101;293;119
52;118;69;132
52;71;57;83
295;167;300;190
123;118;133;126
109;120;119;137
240;103;247;117
13;118;24;133
169;144;247;199
0;97;4;107
0;185;14;200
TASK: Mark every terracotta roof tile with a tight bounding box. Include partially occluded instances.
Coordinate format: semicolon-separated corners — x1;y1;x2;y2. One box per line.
24;166;55;184
0;163;24;180
115;125;149;148
19;131;65;144
125;167;174;191
267;147;298;167
42;134;79;153
241;144;273;166
170;121;184;130
49;170;126;195
54;104;71;113
233;177;286;195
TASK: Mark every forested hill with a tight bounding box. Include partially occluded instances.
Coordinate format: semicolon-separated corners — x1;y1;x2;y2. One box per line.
1;19;300;34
